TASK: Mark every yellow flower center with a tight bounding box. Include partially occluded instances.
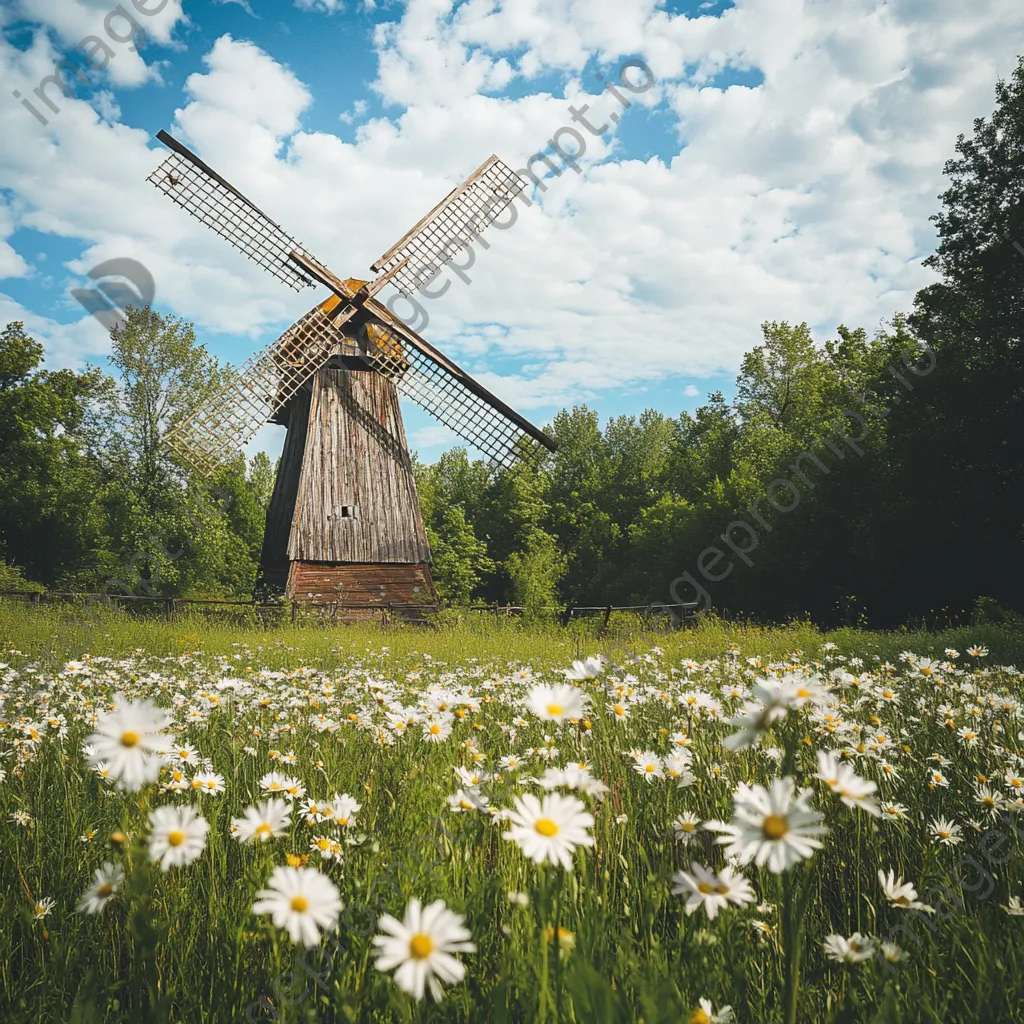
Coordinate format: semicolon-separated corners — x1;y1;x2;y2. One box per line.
255;823;272;837
98;883;114;897
689;1009;711;1024
120;731;141;748
697;882;716;894
429;724;440;735
645;764;656;773
546;704;564;716
534;818;559;837
679;822;695;833
290;896;309;913
409;933;434;959
762;814;789;839
167;830;186;847
613;706;625;716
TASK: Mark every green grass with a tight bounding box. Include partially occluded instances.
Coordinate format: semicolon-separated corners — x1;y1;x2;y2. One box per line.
1;601;1023;1023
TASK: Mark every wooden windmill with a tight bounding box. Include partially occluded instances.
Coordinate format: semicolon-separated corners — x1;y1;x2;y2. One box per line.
148;130;555;614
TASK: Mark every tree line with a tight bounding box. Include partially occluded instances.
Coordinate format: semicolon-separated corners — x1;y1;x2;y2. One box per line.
1;61;1021;627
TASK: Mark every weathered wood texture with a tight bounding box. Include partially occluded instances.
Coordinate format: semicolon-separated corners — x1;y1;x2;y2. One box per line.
259;384;312;589
287;368;431;564
285;562;437;609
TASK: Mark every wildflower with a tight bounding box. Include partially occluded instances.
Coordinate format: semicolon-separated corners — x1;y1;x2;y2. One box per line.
232;798;292;844
310;836;343;860
722;684;790;751
372;898;476;1002
148;805;209;871
448;789;489;813
673;811;702;844
706;778;827;873
1002;896;1024;916
84;694;170;791
252;866;342;947
815;750;880;816
631;751;664;782
191;771;226;795
507;891;529;907
564;656;606;681
9;809;32;826
689;999;735;1024
881;941;904;962
672;863;754;920
423;718;453;743
330;793;361;827
544;924;575;955
525;683;583;723
823;932;875;963
878;869;935;913
967;646;988;657
32;896;55;920
929;816;963;847
503;793;594;869
77;862;124;915
975;785;1006;816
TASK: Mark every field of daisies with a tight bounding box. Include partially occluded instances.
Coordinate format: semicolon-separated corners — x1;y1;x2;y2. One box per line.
2;611;1024;1023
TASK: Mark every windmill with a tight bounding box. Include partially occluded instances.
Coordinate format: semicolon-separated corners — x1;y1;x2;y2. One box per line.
147;129;555;615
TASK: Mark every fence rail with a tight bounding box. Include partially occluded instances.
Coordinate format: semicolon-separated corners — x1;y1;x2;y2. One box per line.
0;590;699;629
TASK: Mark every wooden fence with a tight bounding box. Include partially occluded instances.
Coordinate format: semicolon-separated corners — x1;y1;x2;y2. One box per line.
0;590;699;630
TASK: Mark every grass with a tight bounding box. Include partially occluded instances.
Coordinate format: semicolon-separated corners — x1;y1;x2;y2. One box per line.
1;601;1023;1023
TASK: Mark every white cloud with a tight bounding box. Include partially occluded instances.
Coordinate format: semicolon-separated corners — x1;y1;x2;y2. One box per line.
2;0;1023;460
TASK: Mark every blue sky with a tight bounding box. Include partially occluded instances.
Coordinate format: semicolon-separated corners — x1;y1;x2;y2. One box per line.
1;0;1021;463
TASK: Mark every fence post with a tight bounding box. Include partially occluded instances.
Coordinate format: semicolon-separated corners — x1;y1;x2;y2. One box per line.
603;605;612;630
291;601;297;624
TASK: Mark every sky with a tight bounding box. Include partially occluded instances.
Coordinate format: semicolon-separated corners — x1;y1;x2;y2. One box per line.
2;0;1022;464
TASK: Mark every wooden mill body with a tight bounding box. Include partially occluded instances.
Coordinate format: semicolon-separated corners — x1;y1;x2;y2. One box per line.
259;296;437;614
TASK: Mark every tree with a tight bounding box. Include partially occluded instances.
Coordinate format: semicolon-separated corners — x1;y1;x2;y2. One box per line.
0;322;114;587
426;505;494;606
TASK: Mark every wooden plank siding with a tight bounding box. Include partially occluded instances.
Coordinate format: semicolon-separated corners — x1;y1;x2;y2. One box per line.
285;562;436;608
287;368;432;564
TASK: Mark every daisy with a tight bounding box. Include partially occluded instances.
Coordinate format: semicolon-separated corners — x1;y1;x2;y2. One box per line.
502;792;594;870
564;656;606;681
372;898;476;1002
665;754;696;788
671;862;754;920
632;751;664;782
722;682;791;751
148;805;209;871
689;998;735;1024
606;701;631;721
331;793;361;827
929;817;963;846
706;778;827;873
878;869;935;913
524;683;583;723
975;785;1006;816
673;811;702;844
191;771;226;795
423;718;453;743
77;862;124;915
823;932;875;963
32;896;55;920
1002;896;1024;916
815;750;880;816
309;835;343;861
83;694;170;791
252;866;342;947
231;798;292;844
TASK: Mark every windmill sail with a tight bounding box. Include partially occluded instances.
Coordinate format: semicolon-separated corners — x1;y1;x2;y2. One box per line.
167;299;357;475
147;131;317;292
361;302;554;468
371;155;527;297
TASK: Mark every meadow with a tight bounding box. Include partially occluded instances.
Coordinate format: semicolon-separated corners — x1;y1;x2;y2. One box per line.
2;601;1023;1023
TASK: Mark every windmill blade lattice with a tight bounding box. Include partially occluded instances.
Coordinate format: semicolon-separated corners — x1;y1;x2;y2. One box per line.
371;156;527;297
147;131;316;292
166;302;356;476
362;317;551;468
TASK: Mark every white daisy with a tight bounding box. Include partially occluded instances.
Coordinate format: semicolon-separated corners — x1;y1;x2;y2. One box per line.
231;798;292;844
877;869;935;913
83;694;171;791
372;898;476;1002
252;866;342;947
148;805;209;871
502;792;594;870
706;778;827;873
524;683;584;723
671;862;754;920
77;862;124;915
